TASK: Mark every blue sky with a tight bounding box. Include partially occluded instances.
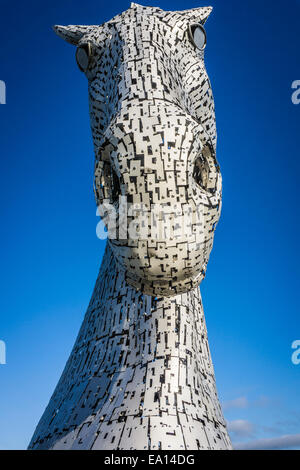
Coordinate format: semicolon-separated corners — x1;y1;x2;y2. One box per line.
0;0;299;450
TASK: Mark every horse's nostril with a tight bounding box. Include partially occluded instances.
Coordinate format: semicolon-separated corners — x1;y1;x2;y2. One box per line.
193;156;209;190
193;143;218;193
111;166;121;203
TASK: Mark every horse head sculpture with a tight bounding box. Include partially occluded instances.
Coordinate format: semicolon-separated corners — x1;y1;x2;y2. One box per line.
54;3;222;297
28;4;232;451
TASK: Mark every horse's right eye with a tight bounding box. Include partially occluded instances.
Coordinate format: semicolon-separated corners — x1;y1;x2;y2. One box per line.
189;24;207;51
76;43;93;72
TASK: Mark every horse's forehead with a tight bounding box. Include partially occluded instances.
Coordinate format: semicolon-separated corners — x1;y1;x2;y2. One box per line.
101;4;212;29
53;5;212;46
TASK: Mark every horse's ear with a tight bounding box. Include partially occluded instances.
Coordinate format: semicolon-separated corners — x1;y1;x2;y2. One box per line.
53;25;96;45
180;6;213;25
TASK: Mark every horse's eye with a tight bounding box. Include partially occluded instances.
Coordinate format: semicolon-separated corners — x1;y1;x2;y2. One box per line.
76;43;93;72
189;24;207;51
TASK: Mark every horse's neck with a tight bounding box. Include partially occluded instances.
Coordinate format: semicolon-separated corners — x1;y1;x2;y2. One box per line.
74;243;224;421
83;244;209;367
30;243;230;449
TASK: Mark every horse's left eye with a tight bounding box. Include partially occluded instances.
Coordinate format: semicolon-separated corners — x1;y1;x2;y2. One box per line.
76;43;93;72
189;24;207;51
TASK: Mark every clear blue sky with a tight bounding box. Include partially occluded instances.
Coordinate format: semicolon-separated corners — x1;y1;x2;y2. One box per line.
0;0;299;450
